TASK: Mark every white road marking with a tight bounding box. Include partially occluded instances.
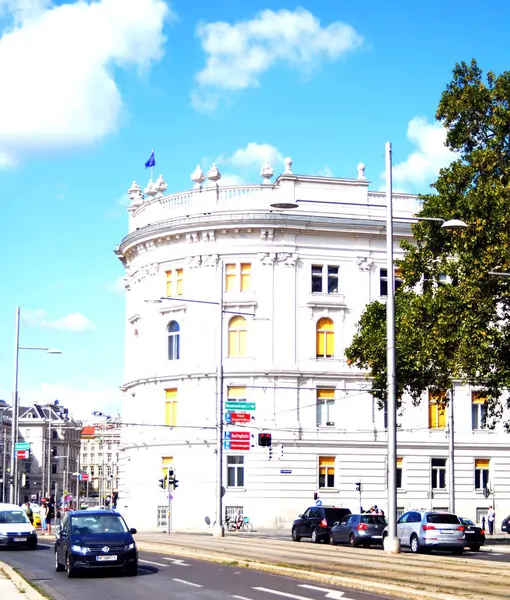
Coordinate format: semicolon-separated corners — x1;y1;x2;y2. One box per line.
299;584;349;599
253;588;312;600
139;559;169;567
173;578;203;587
231;596;253;600
163;557;191;566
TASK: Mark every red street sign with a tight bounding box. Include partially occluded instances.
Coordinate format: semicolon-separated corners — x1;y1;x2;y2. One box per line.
229;441;251;451
230;412;251;423
229;431;250;441
16;450;29;460
81;474;90;481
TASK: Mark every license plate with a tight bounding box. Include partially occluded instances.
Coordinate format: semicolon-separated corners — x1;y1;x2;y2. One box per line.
441;530;455;534
372;535;382;539
13;537;27;542
96;555;117;561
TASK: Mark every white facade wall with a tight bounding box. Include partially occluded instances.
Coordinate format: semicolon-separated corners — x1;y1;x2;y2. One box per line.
116;166;510;531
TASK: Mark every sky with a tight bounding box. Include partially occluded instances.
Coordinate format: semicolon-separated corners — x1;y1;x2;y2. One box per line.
0;0;508;421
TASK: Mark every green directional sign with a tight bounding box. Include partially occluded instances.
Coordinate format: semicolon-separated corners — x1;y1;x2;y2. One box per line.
225;402;256;411
15;442;30;450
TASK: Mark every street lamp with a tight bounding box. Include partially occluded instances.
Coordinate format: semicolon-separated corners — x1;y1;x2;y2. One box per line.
10;307;62;504
271;142;467;553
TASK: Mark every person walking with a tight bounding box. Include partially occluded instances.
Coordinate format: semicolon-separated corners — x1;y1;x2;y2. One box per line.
40;501;48;535
23;502;33;525
46;499;55;535
488;506;496;535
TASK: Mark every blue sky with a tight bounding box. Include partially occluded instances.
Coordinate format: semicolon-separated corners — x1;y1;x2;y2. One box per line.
0;0;508;420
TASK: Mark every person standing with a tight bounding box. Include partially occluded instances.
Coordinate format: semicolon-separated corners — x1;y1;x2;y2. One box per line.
40;501;48;535
488;506;496;535
46;499;55;535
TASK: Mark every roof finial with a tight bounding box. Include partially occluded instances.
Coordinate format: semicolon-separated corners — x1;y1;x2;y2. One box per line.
260;160;274;184
357;162;366;180
128;181;144;205
284;157;293;174
191;165;206;189
207;163;222;183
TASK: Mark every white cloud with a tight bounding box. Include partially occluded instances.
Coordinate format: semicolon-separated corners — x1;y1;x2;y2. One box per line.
317;165;333;177
105;276;126;294
0;0;171;166
22;309;96;332
390;117;456;190
192;8;363;111
220;173;248;186
222;142;284;170
18;381;122;421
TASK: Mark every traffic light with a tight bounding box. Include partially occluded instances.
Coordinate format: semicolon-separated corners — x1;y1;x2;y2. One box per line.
158;478;165;489
258;433;272;447
313;492;319;501
355;481;362;492
172;478;179;490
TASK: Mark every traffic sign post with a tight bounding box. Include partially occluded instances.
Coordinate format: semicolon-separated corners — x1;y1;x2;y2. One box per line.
15;442;30;451
225;401;256;411
223;440;251;451
224;431;250;441
16;450;29;460
224;412;251;423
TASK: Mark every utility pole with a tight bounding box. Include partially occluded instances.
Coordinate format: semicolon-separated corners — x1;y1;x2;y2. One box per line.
47;415;52;499
448;387;456;514
214;262;225;537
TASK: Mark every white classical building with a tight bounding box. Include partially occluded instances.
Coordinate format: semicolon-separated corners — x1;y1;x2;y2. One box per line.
116;158;510;531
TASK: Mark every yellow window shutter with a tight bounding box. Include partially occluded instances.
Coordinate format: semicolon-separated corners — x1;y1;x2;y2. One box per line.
225;264;236;292
176;269;183;295
165;270;172;297
228;331;238;357
239;330;247;356
475;459;490;469
325;331;334;357
241;263;251;291
162;457;173;466
166;389;177;400
317;389;335;399
228;386;246;399
316;331;325;357
429;402;437;428
320;456;335;466
396;458;403;468
164;402;173;426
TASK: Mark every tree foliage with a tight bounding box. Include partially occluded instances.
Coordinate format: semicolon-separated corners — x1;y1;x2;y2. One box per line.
345;60;510;428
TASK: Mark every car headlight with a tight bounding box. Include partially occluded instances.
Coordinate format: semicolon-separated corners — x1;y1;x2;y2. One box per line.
71;545;90;554
123;542;135;551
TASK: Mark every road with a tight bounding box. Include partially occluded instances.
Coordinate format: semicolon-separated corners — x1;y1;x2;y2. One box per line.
0;542;393;600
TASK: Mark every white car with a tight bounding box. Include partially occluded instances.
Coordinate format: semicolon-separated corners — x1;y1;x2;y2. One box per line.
0;502;38;549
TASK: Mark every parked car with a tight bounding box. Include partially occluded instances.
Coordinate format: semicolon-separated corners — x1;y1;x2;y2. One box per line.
459;517;485;551
330;513;387;547
0;503;38;549
55;509;138;577
501;516;510;534
383;510;465;554
292;505;351;543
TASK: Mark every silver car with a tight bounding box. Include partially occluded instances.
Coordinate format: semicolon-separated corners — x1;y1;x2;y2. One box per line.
384;510;465;554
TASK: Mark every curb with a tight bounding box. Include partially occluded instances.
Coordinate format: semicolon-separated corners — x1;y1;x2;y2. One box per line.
0;562;46;600
136;541;478;600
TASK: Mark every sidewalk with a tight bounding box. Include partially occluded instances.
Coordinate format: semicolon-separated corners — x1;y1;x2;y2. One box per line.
0;562;44;600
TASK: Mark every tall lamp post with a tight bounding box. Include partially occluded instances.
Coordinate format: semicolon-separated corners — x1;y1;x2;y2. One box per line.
271;142;467;553
10;307;61;504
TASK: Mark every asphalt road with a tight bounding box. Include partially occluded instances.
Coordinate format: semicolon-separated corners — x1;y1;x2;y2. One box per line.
0;543;393;600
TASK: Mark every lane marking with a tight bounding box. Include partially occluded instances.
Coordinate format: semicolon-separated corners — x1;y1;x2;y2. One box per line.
299;584;349;599
139;559;168;567
163;557;190;566
253;588;312;600
231;596;253;600
173;578;203;587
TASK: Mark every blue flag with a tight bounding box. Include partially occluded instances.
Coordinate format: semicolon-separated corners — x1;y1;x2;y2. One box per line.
145;151;155;169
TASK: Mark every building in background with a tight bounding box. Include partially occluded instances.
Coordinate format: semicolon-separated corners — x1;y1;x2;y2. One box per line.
0;400;12;502
80;419;121;503
115;158;510;531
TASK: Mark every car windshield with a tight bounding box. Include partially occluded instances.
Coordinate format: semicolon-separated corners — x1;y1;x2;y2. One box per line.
461;518;474;526
0;510;30;524
71;514;127;535
324;508;349;521
426;513;460;524
361;515;387;525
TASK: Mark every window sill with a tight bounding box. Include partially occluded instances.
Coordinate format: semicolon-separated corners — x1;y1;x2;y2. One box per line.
318;488;338;492
307;294;346;309
159;304;187;315
226;487;246;492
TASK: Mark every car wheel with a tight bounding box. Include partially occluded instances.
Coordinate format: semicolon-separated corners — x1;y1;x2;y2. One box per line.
410;534;421;554
126;562;138;576
469;545;480;552
349;534;357;547
311;529;320;543
55;551;65;572
329;534;337;546
452;548;464;555
291;528;301;542
66;554;76;578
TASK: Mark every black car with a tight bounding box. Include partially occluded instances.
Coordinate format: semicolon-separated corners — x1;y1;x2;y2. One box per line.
292;505;352;543
55;510;138;577
330;513;387;547
459;517;485;551
501;516;510;534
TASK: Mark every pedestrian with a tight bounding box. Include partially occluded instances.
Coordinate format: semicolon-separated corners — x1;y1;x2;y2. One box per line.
23;502;33;525
40;501;48;535
46;499;55;535
488;506;496;535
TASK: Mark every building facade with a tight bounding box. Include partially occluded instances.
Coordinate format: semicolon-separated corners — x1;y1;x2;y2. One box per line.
80;421;121;502
116;159;510;531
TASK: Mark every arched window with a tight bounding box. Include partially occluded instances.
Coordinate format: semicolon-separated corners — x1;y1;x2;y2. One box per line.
167;321;180;360
228;316;247;357
316;317;334;358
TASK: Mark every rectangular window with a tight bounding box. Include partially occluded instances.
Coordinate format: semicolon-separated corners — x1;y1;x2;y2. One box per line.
225;263;252;292
166;270;172;297
380;268;403;296
165;388;178;427
428;390;446;429
396;457;403;488
431;458;447;489
474;459;490;490
319;456;335;488
311;265;339;294
227;455;244;487
316;389;335;427
227;386;247;402
166;269;183;297
176;269;183;295
51;463;57;474
472;391;487;430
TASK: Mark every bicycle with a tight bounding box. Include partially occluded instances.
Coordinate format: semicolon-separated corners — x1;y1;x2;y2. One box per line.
240;516;253;532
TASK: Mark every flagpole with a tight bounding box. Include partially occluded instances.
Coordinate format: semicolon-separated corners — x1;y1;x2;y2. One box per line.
151;148;154;182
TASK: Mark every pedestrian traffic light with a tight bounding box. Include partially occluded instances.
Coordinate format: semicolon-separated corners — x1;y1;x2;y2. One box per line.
355;481;362;492
158;478;165;489
258;433;272;447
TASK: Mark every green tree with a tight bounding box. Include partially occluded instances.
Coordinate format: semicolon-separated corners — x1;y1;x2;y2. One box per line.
345;60;510;428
